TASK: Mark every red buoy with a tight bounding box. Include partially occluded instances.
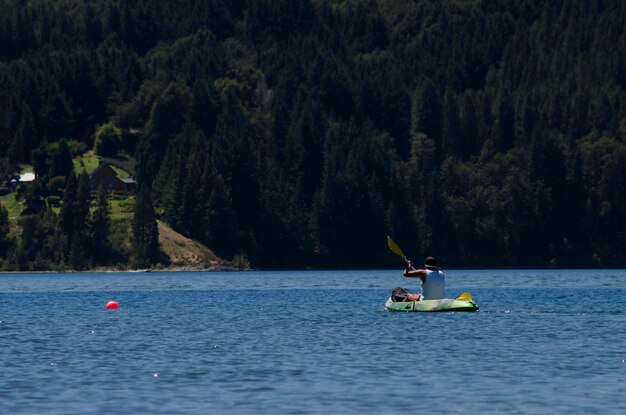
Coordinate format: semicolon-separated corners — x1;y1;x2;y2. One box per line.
106;301;119;310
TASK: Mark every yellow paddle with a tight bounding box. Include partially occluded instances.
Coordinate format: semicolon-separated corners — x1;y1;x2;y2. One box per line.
387;235;409;264
455;292;473;301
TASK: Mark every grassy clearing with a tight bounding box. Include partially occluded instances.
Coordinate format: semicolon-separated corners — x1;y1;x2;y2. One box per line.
0;193;25;239
109;217;133;260
46;195;134;219
110;197;134;220
0;193;24;221
0;191;133;221
73;153;100;174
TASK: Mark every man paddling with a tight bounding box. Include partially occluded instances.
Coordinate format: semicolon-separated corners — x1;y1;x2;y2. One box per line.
403;256;445;300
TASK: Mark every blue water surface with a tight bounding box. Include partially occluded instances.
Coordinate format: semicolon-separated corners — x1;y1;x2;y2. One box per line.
1;269;625;414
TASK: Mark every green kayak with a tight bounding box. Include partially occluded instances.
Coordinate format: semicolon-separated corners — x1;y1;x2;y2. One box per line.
385;295;479;312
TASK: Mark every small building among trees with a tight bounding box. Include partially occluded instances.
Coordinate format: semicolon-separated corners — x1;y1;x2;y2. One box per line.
89;162;136;194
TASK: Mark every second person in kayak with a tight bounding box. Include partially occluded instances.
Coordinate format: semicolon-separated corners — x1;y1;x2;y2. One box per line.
403;256;445;300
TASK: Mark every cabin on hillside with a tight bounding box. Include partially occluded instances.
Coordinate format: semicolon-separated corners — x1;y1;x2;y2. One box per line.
89;161;136;194
7;172;36;191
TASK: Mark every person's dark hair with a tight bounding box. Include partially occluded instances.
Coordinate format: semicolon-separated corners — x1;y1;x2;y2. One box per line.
424;256;437;267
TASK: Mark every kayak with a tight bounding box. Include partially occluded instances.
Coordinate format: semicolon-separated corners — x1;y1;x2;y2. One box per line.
385;295;479;312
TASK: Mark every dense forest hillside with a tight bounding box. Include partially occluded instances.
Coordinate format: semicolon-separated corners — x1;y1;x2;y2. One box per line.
1;0;625;269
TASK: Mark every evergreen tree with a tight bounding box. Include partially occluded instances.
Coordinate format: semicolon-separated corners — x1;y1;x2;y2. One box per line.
75;172;92;231
31;147;49;180
14;216;41;271
49;139;74;178
136;83;193;188
132;186;160;268
202;169;238;260
91;185;112;263
8;105;36;163
94;123;122;157
410;78;442;161
0;205;12;257
59;172;78;244
23;180;46;215
458;91;480;159
441;89;461;158
492;88;515;152
69;233;86;270
67;171;92;266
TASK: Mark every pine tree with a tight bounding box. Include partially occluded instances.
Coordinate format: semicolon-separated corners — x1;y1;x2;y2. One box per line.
69;233;86;270
14;216;41;271
8;105;36;163
75;172;91;230
0;205;12;257
132;186;160;268
410;77;442;141
459;92;480;159
91;185;111;263
492;88;515;152
67;171;92;265
49;139;74;178
441;89;461;158
136;83;193;188
31;146;48;180
58;172;78;247
23;180;46;215
202;170;238;260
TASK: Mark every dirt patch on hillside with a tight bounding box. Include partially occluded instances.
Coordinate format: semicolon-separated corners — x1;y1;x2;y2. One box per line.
157;221;233;270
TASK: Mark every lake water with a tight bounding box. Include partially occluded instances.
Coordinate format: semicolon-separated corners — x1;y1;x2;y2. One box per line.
1;269;625;414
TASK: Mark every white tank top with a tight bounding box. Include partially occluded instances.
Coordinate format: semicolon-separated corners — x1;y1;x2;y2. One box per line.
422;269;445;299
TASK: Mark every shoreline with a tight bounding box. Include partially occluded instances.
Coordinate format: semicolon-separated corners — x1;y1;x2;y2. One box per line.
3;265;625;274
0;263;244;274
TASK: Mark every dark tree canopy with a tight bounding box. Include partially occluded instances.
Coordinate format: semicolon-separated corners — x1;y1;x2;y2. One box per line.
1;0;626;269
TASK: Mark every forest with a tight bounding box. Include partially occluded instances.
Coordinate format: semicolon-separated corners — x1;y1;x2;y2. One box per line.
1;0;625;270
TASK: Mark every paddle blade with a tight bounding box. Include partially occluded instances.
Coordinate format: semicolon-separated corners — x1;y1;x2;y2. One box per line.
455;292;473;301
387;235;406;259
